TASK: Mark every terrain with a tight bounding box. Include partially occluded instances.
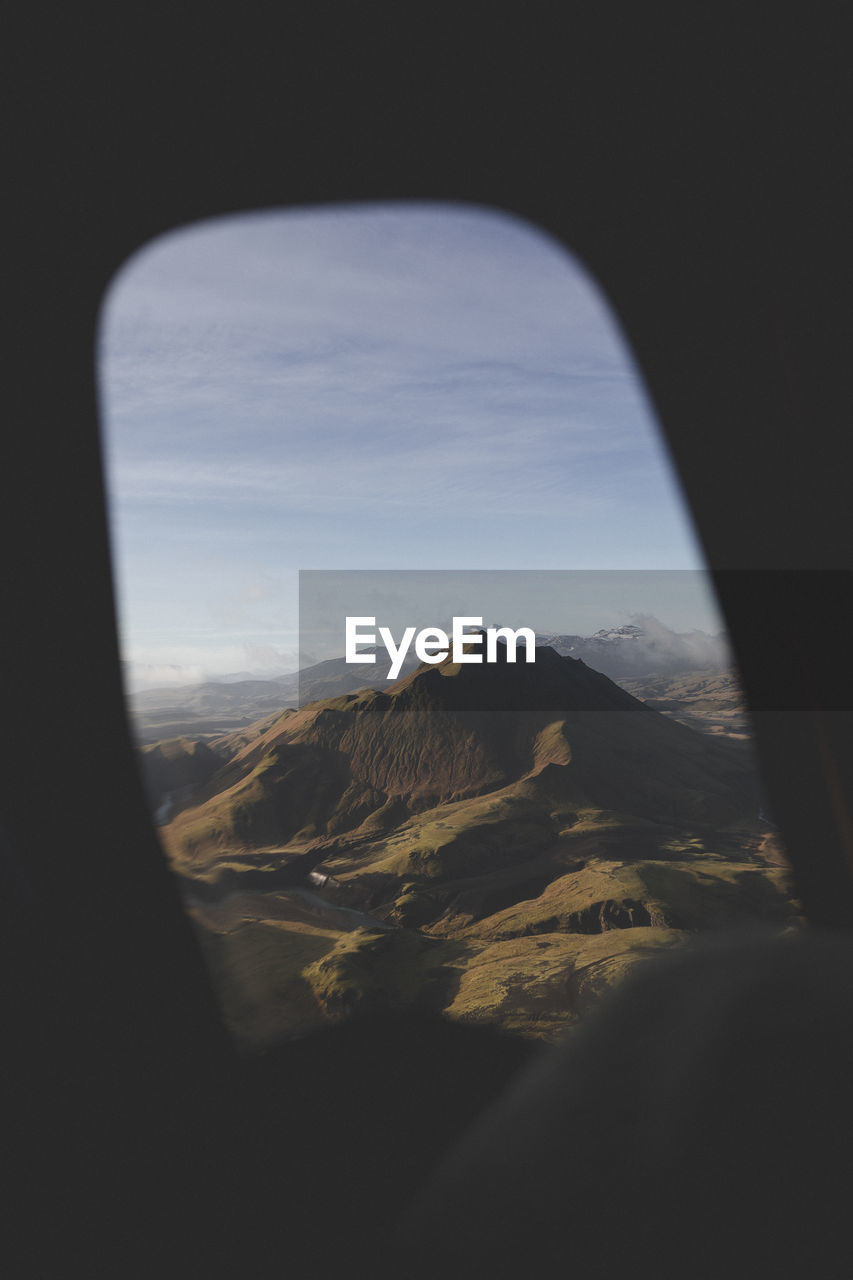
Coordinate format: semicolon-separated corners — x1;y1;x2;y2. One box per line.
128;619;729;742
150;640;796;1048
620;668;750;739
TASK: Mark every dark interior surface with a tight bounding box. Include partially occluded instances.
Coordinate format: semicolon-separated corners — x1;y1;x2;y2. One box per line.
4;11;851;1276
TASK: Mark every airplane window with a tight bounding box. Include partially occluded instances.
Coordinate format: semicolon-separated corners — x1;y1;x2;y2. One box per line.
97;203;797;1051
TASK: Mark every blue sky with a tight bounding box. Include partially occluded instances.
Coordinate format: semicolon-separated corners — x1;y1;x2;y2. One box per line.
97;202;718;687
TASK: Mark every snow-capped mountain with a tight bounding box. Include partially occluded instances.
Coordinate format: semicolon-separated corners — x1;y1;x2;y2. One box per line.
535;620;729;678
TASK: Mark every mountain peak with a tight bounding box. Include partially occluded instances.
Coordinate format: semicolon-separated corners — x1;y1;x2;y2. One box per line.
386;635;644;715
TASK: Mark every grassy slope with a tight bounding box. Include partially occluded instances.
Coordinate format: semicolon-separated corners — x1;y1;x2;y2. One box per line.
154;658;797;1048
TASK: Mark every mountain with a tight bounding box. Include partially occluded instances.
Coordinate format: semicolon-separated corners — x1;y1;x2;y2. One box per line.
129;674;301;742
155;640;795;1046
128;619;731;742
534;620;731;679
165;642;756;863
122;657;303;693
128;649;423;741
138;737;226;824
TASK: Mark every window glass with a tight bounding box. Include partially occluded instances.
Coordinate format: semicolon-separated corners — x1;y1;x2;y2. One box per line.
98;203;796;1049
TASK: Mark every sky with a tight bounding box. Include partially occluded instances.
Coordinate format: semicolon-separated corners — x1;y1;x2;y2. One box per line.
97;202;720;689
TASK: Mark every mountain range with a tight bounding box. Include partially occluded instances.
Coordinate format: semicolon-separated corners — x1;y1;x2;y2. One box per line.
536;619;730;676
129;618;732;742
151;638;794;1047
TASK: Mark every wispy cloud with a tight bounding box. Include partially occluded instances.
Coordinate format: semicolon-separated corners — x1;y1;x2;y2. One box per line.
98;203;709;676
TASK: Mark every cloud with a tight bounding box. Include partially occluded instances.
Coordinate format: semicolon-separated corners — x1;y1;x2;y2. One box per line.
99;203;708;667
628;614;732;668
123;640;300;691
